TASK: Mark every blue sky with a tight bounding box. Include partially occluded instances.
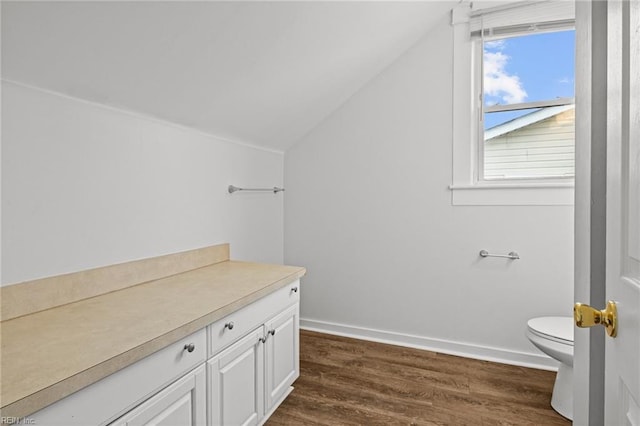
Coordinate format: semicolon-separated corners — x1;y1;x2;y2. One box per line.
484;30;575;129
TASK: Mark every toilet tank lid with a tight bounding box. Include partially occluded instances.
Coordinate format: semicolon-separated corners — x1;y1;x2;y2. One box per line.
527;316;574;342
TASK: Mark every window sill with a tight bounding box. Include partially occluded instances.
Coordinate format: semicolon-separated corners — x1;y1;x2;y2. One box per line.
449;182;574;206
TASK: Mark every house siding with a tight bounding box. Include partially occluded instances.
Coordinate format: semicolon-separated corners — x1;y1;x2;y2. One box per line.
484;108;575;179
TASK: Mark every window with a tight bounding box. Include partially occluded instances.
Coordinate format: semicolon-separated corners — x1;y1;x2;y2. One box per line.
450;1;576;205
480;30;576;181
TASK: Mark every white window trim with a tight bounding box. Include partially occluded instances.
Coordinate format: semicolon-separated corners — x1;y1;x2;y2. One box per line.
450;2;575;206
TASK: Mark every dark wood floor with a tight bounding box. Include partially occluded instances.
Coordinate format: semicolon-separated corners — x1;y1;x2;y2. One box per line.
267;330;570;426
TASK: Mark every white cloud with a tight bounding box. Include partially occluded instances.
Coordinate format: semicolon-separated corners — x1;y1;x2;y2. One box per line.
483;50;527;105
484;40;506;50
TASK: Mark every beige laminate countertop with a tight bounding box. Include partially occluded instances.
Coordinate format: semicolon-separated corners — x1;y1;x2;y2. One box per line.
0;260;306;418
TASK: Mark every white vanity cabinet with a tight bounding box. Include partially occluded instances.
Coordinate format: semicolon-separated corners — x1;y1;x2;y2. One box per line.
26;280;300;426
207;281;300;426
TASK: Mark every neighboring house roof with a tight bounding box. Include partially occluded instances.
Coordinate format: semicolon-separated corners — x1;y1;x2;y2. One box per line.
485;104;575;141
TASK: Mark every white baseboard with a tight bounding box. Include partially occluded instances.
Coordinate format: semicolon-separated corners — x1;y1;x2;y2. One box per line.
300;318;559;372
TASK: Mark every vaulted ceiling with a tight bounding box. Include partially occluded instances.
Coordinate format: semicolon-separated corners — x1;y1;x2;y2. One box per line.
2;1;453;151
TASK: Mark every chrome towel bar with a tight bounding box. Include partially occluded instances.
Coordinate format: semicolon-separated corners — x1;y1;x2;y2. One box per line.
228;185;285;194
479;250;520;260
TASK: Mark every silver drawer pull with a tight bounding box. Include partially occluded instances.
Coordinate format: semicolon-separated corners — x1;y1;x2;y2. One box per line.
224;322;235;330
291;287;298;293
183;343;195;353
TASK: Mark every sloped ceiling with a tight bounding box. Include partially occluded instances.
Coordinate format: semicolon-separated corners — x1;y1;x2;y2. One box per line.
2;1;453;152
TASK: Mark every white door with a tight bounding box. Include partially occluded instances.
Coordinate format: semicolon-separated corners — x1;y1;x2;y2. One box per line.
604;1;640;424
207;327;264;426
110;365;206;426
264;304;299;411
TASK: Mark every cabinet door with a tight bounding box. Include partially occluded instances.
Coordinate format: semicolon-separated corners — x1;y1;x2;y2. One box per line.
110;364;206;426
264;304;299;411
207;327;264;426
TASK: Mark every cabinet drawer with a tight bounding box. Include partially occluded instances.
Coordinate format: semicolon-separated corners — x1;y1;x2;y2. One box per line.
208;280;300;356
30;328;207;425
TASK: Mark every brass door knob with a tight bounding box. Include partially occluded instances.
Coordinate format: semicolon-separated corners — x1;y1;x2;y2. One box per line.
574;300;618;337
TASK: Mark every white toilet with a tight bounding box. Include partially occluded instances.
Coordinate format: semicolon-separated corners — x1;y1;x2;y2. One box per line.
526;316;574;420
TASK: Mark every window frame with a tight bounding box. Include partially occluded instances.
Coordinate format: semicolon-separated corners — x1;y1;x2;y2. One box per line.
450;3;575;206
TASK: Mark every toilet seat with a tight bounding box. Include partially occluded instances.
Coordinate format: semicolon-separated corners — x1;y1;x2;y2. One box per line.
527;316;574;346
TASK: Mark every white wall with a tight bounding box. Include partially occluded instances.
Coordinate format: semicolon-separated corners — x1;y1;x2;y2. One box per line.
284;13;574;367
2;81;284;285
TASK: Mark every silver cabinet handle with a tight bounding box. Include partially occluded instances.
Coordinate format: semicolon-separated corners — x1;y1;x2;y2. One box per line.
259;330;276;343
224;322;235;330
183;343;195;353
291;287;298;293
